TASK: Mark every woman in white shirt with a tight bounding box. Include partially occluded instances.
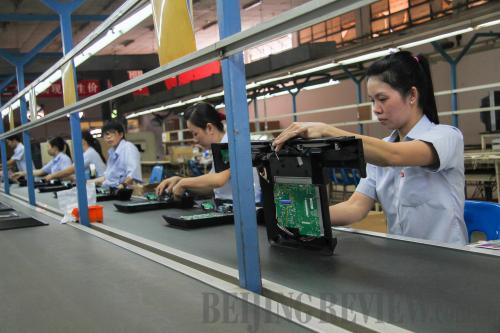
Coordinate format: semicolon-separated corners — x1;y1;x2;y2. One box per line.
13;136;72;179
6;135;27;173
45;130;106;181
273;51;467;245
156;102;261;203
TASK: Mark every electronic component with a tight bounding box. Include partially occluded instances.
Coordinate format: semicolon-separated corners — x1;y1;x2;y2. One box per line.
163;206;264;229
201;201;215;210
114;191;194;213
274;179;323;237
96;187;133;202
212;137;366;255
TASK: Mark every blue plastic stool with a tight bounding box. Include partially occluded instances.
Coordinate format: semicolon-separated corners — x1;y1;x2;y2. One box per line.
331;168;359;200
464;200;500;241
149;165;164;184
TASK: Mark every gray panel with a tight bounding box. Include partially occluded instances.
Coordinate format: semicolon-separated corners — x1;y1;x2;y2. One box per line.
0;192;309;333
8;186;500;333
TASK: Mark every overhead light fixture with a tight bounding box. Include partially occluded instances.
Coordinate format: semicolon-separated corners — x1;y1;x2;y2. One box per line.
74;3;152;66
242;0;262;11
475;19;500;29
303;79;340;90
294;62;338;76
398;27;473;49
34;69;62;95
1;107;10;117
126;23;486;121
204;91;224;99
90;128;102;138
183;95;204;104
338;49;397;65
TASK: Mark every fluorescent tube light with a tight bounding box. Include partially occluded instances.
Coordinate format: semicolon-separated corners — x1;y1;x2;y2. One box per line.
476;19;500;29
398;27;473;49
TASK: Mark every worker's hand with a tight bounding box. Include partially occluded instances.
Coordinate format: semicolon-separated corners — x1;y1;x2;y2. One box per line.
88;177;103;186
11;171;25;180
171;179;187;200
44;174;53;182
155;176;182;196
272;122;331;152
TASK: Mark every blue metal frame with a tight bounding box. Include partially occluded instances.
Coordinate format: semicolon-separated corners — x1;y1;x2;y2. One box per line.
16;66;36;205
290;90;299;122
0;27;60;206
252;94;260;132
342;65;366;134
0;77;14;194
41;0;90;227
0;28;61;66
0;76;15;194
216;0;262;294
0;14;107;22
432;32;500;128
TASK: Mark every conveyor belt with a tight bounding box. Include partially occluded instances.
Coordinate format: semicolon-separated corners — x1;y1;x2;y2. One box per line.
0;192;310;333
7;185;500;333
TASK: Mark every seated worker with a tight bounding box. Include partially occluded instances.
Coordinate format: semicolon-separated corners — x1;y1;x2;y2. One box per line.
272;51;467;245
13;136;72;179
44;130;106;182
6;134;27;173
155;102;261;203
91;121;141;189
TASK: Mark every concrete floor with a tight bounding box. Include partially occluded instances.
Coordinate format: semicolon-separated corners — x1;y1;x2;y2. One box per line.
0;192;310;333
5;185;500;333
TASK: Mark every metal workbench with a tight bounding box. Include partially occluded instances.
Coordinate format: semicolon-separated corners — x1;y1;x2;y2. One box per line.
0;192;311;333
6;185;500;333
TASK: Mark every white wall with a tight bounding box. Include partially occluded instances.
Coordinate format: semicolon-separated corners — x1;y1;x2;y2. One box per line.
248;45;500;147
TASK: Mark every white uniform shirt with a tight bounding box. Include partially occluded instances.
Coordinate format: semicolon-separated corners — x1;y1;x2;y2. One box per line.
211;133;262;202
356;115;467;245
41;152;72;175
11;143;27;172
103;139;142;187
83;147;106;177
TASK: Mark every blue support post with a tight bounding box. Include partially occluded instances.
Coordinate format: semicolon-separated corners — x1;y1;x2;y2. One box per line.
431;33;500;128
450;62;458;127
0;76;15;194
355;80;364;134
216;0;262;293
15;65;36;205
0;113;9;194
252;95;260;132
342;66;365;134
0;27;62;205
0;14;107;22
292;93;298;122
0;89;10;194
42;0;89;226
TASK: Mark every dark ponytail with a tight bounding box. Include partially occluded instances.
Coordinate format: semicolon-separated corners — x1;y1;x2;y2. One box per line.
183;102;225;132
367;51;439;124
82;130;105;163
49;136;72;161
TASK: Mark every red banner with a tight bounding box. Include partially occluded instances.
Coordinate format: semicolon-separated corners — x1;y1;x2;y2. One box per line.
164;60;221;90
0;80;101;98
128;70;150;96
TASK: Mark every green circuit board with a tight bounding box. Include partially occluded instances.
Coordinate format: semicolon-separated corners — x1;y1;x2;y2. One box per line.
220;148;230;165
180;212;227;220
274;182;323;237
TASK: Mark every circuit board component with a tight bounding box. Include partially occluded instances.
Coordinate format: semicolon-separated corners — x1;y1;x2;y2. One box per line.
180;212;227;220
273;180;323;237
